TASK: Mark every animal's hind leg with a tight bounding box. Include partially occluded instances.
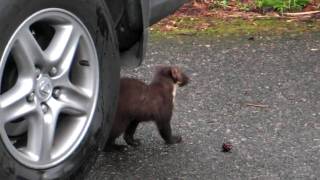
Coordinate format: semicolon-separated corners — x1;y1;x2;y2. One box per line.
124;121;141;147
156;120;182;144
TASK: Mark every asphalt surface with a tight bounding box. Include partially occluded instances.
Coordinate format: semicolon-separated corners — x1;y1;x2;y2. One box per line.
87;32;320;180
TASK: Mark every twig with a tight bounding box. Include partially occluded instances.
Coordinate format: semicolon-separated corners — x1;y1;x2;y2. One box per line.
283;11;320;17
245;103;269;108
177;32;197;36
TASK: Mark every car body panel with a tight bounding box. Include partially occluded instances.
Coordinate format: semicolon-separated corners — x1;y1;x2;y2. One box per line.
103;0;187;67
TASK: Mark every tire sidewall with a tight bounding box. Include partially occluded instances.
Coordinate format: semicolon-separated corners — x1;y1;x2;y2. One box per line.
0;0;119;179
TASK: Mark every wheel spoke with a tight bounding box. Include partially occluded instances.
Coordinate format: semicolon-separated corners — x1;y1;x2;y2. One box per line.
13;27;44;72
52;77;91;116
1;100;36;125
59;83;90;116
45;25;81;73
0;79;35;124
27;106;59;162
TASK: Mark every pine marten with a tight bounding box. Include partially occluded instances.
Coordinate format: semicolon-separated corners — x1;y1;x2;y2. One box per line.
104;66;189;151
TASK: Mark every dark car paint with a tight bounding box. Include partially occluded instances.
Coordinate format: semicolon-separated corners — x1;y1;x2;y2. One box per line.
102;0;188;67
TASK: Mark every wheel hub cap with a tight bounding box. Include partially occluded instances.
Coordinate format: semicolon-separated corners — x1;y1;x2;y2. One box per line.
36;76;53;101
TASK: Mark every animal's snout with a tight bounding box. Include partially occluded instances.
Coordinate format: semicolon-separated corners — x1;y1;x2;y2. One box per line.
178;71;190;87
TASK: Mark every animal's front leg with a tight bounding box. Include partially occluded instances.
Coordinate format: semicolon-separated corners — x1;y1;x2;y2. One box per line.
104;138;127;152
156;121;182;144
124;121;141;147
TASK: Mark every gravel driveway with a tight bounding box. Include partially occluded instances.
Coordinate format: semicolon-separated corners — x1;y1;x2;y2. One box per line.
87;32;320;180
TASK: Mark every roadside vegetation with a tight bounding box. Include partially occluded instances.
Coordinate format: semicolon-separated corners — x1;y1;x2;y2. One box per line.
185;0;319;14
151;0;320;38
207;0;314;13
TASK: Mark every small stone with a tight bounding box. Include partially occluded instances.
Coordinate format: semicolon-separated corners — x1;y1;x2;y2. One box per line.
222;142;233;152
248;36;255;41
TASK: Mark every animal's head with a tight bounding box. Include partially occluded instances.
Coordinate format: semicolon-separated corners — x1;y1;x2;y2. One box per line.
155;66;189;87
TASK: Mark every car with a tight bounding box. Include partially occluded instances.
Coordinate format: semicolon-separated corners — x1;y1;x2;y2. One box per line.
0;0;187;179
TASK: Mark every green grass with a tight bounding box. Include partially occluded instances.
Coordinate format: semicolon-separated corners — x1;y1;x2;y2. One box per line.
256;0;310;13
150;17;320;39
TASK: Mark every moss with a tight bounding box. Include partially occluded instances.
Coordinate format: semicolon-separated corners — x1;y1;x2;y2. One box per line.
150;17;320;39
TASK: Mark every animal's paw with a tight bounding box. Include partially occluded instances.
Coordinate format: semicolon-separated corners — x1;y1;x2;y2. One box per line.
104;144;128;152
166;135;182;144
126;138;142;147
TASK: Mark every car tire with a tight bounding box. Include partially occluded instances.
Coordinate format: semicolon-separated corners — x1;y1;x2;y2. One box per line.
0;0;119;179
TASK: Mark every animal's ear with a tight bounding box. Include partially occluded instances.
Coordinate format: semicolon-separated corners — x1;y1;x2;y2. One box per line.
170;67;181;83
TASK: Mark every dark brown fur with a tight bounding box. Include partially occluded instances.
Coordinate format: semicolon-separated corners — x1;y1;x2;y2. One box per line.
104;66;189;151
